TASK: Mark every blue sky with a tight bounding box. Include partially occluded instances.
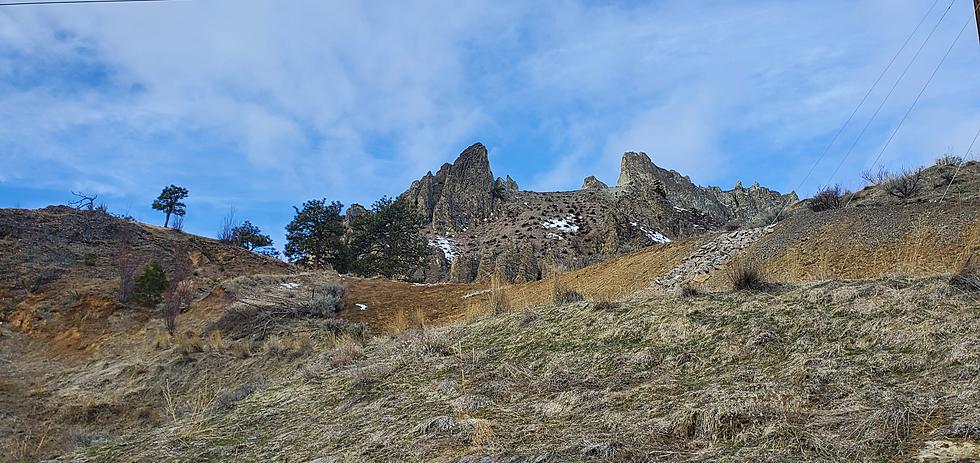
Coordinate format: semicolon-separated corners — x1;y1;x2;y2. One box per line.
2;0;979;251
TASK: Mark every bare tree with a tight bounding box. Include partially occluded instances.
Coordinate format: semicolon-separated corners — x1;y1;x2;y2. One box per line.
883;167;924;200
162;280;193;335
217;206;238;242
171;214;185;232
114;235;140;302
69;191;98;211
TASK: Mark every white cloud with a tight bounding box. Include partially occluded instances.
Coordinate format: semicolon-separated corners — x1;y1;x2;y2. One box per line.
1;0;977;208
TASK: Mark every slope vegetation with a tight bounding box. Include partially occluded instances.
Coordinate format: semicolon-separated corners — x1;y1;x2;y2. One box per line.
59;278;980;462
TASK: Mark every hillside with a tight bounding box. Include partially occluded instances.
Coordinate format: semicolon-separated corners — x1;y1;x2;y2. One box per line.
0;206;294;347
400;143;795;283
55;277;980;462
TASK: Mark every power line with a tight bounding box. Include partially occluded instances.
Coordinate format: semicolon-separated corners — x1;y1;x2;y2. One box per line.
769;0;945;224
0;0;179;6
823;0;957;188
938;126;980;203
843;13;973;209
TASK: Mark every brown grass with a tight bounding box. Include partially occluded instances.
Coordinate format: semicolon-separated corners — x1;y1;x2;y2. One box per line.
328;334;364;367
726;259;768;291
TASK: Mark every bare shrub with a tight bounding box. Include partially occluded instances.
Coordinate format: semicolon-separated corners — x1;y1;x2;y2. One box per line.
113;240;140;302
552;271;584;305
214;378;265;410
861;165;892;186
171;214;185;232
162;280;193;335
592;299;620;310
809;185;850;212
883;167;924;200
212;282;346;339
935;154;963;167
726;259;768;291
217;206;238;242
950;258;980;292
488;274;510;314
679;285;702;297
328;334;364;367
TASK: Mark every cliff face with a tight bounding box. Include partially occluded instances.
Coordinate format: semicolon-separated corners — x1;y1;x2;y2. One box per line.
617;151;797;223
402;144;796;283
401;143;501;233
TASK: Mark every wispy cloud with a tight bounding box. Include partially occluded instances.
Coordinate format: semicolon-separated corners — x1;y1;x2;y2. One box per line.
1;0;978;242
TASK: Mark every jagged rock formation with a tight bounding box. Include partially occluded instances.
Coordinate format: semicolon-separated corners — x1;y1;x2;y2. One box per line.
402;143;502;233
401;143;796;283
582;176;608;190
618;151;796;223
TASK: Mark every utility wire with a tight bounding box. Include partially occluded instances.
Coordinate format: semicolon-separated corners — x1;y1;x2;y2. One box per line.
769;0;945;224
823;0;957;188
938;126;980;203
843;13;973;209
0;0;179;6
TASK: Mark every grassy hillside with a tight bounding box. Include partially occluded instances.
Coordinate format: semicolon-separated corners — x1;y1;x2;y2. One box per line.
59;277;980;462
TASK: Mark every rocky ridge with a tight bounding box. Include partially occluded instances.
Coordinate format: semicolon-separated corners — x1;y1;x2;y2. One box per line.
399;143;797;283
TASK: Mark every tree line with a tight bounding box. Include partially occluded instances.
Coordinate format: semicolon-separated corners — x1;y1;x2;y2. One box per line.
144;185;430;279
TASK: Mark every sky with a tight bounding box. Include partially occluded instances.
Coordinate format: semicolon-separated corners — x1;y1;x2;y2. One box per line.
1;0;979;252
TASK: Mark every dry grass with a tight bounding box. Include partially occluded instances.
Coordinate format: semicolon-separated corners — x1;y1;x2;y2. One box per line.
487;274;510;314
726;259;767;291
328;334;364;367
950;257;980;292
54;277;980;462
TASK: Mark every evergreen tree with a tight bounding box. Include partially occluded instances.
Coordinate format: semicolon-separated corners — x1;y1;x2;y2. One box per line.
285;199;346;269
231;221;275;254
151;185;189;228
349;196;428;278
133;262;168;307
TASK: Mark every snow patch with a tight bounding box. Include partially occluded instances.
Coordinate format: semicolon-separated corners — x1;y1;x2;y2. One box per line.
640;226;671;244
428;236;456;262
673;206;689;212
356;303;368;311
546;232;563;240
280;282;300;289
543;214;579;233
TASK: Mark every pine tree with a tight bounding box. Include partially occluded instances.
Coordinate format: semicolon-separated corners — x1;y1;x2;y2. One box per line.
349;197;428;278
151;185;189;228
284;199;346;269
231;221;275;255
133;262;168;307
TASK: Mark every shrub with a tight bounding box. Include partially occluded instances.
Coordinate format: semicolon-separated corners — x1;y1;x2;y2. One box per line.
679;285;702;297
592;299;620;310
162;280;193;335
83;253;97;267
809;185;849;212
113;240;140;302
883;167;924;200
726;259;768;291
950;258;980;292
861;166;891;186
554;286;584;304
328;334;364;367
935;154;963;167
212;281;346;339
133;262;168;307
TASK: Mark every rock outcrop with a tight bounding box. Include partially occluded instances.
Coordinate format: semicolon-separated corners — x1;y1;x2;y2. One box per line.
402;143;796;283
401;143;499;233
582;176;609;190
617;151;797;224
